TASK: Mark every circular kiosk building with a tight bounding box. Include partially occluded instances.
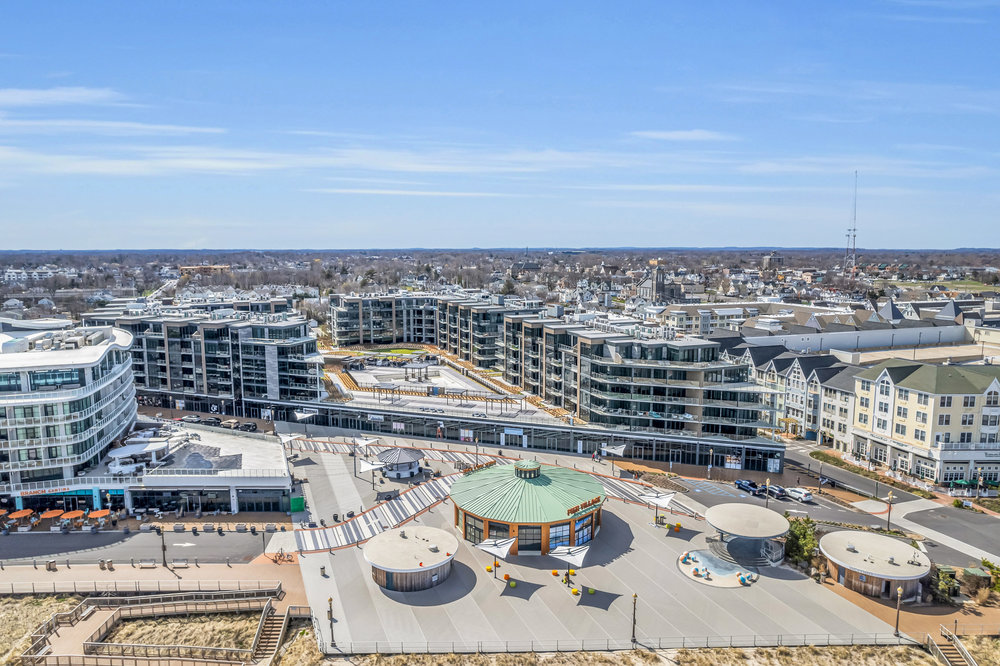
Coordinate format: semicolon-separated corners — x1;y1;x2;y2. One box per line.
820;530;931;598
449;460;605;556
363;525;459;592
704;503;790;566
377;447;423;479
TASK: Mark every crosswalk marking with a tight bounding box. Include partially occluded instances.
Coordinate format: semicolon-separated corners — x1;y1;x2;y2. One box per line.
287;438;661;552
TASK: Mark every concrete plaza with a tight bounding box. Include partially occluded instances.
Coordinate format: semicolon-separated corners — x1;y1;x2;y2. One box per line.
300;498;896;653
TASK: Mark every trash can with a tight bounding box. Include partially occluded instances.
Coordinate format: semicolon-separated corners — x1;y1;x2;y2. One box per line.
99;559;106;570
46;560;56;572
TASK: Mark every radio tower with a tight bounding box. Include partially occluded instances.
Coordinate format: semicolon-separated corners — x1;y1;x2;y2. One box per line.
844;170;858;278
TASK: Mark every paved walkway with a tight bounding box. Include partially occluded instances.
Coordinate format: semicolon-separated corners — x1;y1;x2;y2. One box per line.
284;438;695;553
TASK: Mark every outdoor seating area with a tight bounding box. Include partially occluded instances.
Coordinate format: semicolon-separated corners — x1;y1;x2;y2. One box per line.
1;507;125;533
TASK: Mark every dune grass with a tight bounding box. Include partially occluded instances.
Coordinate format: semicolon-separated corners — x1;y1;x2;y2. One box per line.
672;645;937;666
275;624;329;665
0;596;82;666
104;612;258;649
963;636;1000;665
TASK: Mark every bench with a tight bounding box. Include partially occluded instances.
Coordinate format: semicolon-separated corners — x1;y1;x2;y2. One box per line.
173;524;185;532
265;524;277;533
235;524;248;533
202;524;214;532
139;524;153;533
138;559;157;569
171;558;190;568
79;606;96;620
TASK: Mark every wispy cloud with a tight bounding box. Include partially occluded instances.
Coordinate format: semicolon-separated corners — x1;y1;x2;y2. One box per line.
878;14;986;23
306;188;514;197
0;87;125;107
0;144;647;177
0;118;225;136
630;129;738;141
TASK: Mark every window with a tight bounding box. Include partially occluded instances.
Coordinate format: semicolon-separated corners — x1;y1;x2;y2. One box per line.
517;525;542;553
917;393;929;406
983;414;1000;427
964;396;976;408
859;413;869;425
915;429;926;442
940;396;953;408
938;414;951;426
860;380;872;392
860;397;870;409
961;414;975;426
896;406;908;419
988;392;999;407
916;411;928;424
876;418;888;430
575;515;594;545
897;389;910;401
895;423;907;436
488;522;509;539
463;514;483;544
0;372;21;393
878;402;889;414
549;522;570;549
879;382;891;397
960;432;973;443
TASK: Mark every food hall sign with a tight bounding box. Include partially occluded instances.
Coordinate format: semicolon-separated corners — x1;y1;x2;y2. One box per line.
567;496;602;516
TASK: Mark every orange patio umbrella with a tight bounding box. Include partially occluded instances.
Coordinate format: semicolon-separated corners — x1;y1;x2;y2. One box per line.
0;509;8;517
8;509;33;520
40;509;64;520
61;510;85;520
88;509;111;519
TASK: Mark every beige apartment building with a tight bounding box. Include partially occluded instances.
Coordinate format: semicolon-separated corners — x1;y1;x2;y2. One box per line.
852;359;1000;484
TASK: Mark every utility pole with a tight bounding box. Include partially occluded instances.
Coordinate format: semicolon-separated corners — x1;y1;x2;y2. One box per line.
159;529;167;568
894;586;903;637
886;491;894;531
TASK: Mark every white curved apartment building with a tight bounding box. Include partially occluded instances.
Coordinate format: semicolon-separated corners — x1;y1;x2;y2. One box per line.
0;325;136;494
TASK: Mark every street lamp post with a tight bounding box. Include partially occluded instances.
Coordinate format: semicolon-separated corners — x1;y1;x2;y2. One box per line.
977;467;983;499
886;491;895;531
817;462;824;494
764;478;771;509
894;586;903;637
159;529;167;568
631;593;638;644
327;596;335;646
707;448;714;480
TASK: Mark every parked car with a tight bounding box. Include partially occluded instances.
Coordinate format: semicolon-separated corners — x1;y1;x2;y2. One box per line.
202;416;222;427
734;479;764;495
221;419;240;429
785;487;814;503
237;422;258;432
766;484;788;499
179;415;201;423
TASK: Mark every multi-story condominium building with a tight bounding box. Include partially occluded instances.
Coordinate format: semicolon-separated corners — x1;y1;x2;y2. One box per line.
817;365;863;453
852;359;1000;483
499;314;771;443
661;302;851;336
1;324;136;488
329;292;543;367
83;303;322;418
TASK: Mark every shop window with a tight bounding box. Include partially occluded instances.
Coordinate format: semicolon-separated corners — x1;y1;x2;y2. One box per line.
575;515;594;545
549;522;570;549
464;514;483;544
518;525;542;552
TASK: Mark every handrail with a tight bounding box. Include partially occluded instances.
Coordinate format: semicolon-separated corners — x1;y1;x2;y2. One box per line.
249;598;274;656
940;624;980;666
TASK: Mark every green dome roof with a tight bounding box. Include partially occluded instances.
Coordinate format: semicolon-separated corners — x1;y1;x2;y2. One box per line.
450;462;606;524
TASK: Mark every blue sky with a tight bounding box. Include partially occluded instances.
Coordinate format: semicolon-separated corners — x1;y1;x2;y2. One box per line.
1;1;999;250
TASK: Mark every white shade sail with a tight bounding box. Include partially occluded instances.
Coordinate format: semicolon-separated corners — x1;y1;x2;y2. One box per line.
601;444;626;457
637;492;676;510
294;411;316;421
475;537;517;559
548;545;590;568
358;460;386;473
278;433;305;445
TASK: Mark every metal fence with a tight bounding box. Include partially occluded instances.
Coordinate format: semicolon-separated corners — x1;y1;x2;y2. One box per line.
29;656;245;666
0;579;281;595
319;633;921;655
